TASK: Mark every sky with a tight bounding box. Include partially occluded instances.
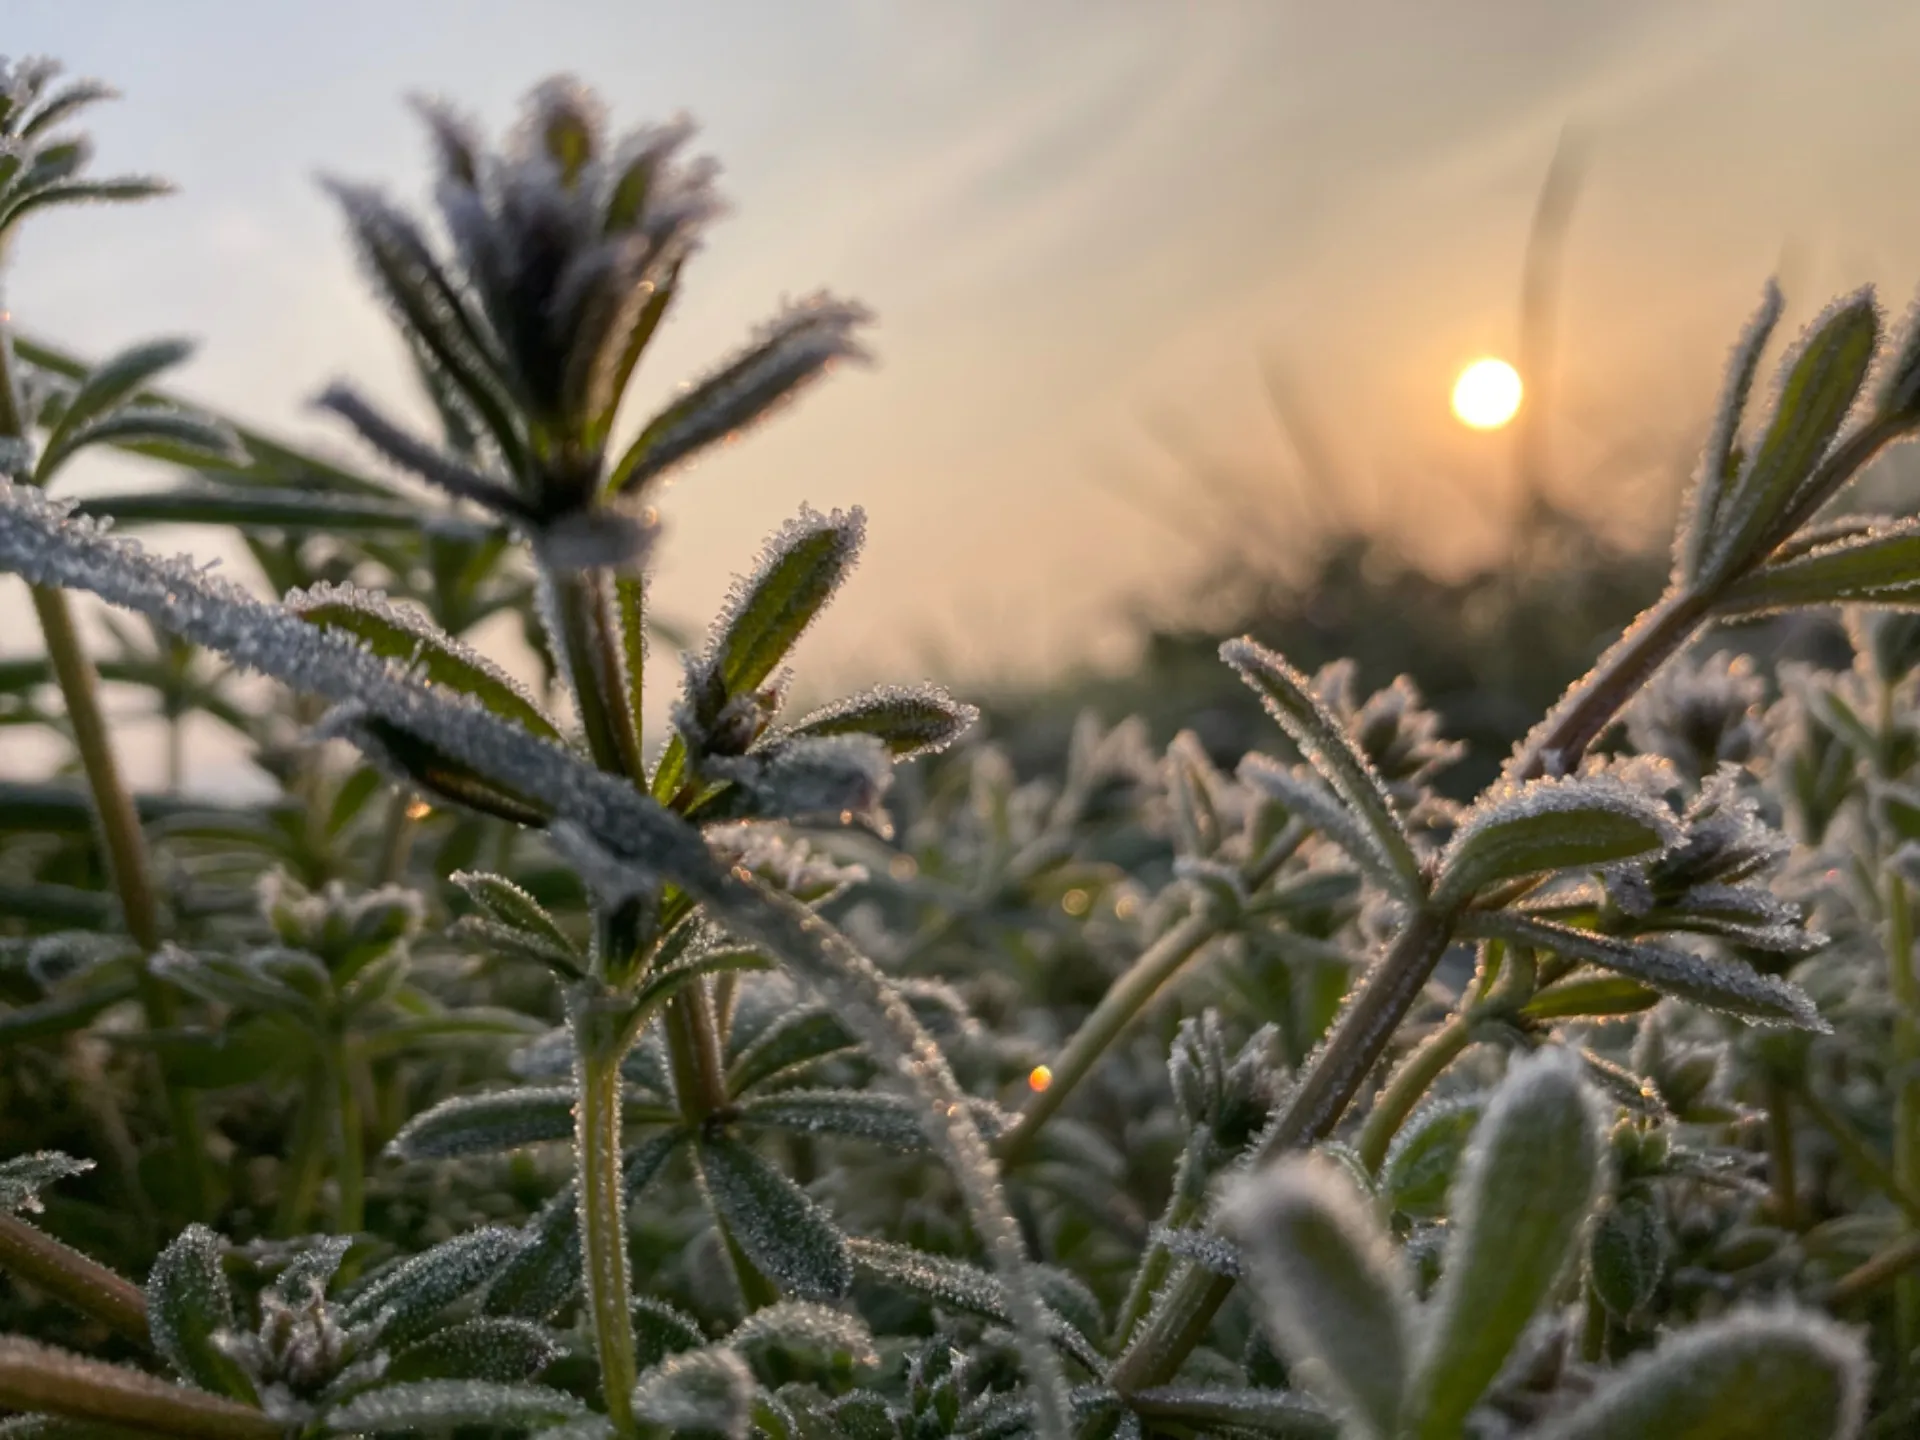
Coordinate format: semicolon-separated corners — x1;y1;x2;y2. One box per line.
7;1;1920;786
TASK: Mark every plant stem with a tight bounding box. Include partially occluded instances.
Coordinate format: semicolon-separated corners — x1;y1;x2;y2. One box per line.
273;1061;330;1236
0;1214;149;1344
1095;908;1456;1415
375;789;420;885
1764;1077;1801;1231
0;1336;279;1440
553;570;638;779
334;1043;365;1237
1111;1149;1205;1350
1356;1012;1474;1173
572;989;639;1434
1507;587;1710;783
1885;868;1920;1349
665;984;731;1122
30;582;209;1219
998;909;1218;1165
1831;1234;1920;1309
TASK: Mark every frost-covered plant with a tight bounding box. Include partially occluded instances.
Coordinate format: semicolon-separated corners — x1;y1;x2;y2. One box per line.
6;43;1920;1440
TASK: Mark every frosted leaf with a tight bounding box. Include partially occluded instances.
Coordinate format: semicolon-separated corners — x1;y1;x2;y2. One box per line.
725;1006;857;1094
37;337;193;456
739;1088;1008;1153
449;871;582;972
1405;1049;1604;1438
1380;1095;1484;1220
287;582;559;741
785;682;978;760
525;1421;617;1440
727;1301;878;1372
1716;516;1920;616
706;733;894;829
629;1296;703;1370
314;383;531;521
1221;1153;1411;1440
704;824;869;906
677;506;866;759
1149;1226;1242;1279
1678;280;1784;581
1238;754;1408;897
451;915;586;978
322;1379;587;1433
845;1239;1104;1377
630;1347;754;1438
1220;638;1421;893
383;1318;560;1386
482;1132;681;1322
1699;288;1880;584
1434;773;1679;906
340;1227;525;1342
1474;911;1826;1030
385;1087;576;1161
145;1224;258;1402
696;1133;851;1300
608;295;874;496
270;1238;355;1305
1532;1305;1868;1440
0;1152;91;1215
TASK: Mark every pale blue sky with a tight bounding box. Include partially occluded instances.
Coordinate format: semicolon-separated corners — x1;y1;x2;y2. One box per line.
8;1;1920;732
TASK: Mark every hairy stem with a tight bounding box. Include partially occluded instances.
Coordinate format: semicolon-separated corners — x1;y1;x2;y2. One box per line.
334;1044;365;1237
573;989;639;1434
998;909;1218;1165
0;1214;149;1344
374;789;421;885
273;1061;330;1236
0;1337;278;1440
1886;868;1919;1349
1356;1011;1475;1173
29;582;209;1218
1764;1078;1801;1231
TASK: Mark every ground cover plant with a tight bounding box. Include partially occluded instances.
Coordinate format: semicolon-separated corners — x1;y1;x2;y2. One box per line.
6;50;1920;1439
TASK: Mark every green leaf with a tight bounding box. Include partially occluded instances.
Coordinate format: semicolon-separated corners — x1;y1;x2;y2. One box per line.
288;585;559;741
1434;776;1679;906
1221;638;1422;895
738;1089;935;1153
630;1347;755;1439
385;1088;577;1161
1239;755;1416;897
697;1134;851;1301
41;339;194;456
1520;973;1663;1021
1466;912;1828;1031
341;1227;523;1342
0;1154;92;1215
1588;1193;1668;1321
483;1133;682;1321
449;872;581;967
1406;1049;1602;1440
843;1238;1103;1375
38;408;243;486
1381;1097;1484;1220
785;684;978;759
71;486;424;533
1716;519;1920;615
1681;281;1785;581
383;1318;559;1385
1700;290;1880;582
631;1296;705;1371
726;1007;856;1095
145;1226;259;1404
1535;1306;1867;1440
709;506;864;702
728;1301;878;1374
321;1381;587;1435
1223;1153;1413;1440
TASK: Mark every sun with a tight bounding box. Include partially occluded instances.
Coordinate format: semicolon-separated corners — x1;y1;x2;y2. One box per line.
1451;357;1523;430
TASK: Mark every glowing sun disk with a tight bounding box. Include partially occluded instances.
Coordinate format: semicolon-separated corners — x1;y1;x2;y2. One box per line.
1452;357;1523;430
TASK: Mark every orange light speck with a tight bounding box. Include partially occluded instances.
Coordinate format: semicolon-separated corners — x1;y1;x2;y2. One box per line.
405;798;432;821
1028;1065;1053;1093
